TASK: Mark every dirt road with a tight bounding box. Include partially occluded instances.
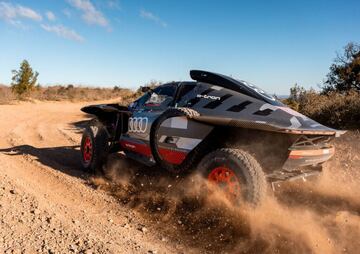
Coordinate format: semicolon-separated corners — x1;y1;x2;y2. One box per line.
0;100;186;253
0;100;360;254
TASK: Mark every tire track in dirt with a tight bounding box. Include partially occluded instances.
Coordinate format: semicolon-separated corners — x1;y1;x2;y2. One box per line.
1;101;359;253
92;133;360;254
0;101;188;254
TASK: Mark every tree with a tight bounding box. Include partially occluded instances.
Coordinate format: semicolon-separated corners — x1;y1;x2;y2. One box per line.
283;83;305;111
113;86;121;91
11;60;39;97
289;83;306;102
323;42;360;93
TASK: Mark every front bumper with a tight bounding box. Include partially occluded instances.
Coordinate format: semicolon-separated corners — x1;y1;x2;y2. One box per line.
282;146;335;170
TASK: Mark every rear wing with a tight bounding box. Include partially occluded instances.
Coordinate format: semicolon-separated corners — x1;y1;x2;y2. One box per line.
81;104;131;116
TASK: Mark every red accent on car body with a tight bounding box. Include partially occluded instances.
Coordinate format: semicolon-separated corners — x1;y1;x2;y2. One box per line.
120;140;187;165
288;147;335;160
288;155;303;159
144;103;161;107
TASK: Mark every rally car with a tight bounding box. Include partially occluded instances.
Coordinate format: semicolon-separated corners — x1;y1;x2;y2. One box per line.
80;70;343;205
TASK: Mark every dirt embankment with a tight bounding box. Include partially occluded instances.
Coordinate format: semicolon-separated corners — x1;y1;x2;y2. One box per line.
0;100;359;253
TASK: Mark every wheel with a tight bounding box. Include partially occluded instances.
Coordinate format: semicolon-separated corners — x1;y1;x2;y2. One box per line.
197;148;267;206
150;107;201;174
80;120;110;173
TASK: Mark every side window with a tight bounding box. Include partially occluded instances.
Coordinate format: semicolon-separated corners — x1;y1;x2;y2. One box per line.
130;93;151;109
144;85;176;108
177;84;196;99
176;84;198;107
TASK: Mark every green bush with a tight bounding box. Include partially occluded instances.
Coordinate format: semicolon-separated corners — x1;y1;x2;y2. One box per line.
11;60;38;98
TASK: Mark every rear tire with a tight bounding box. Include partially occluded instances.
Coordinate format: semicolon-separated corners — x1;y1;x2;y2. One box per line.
197;148;267;206
80;120;110;173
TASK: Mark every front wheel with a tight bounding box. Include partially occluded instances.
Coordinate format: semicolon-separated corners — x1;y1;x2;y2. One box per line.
80;120;110;173
197;148;267;206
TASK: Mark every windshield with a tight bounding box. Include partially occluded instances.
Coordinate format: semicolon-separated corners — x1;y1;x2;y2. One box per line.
130;84;176;109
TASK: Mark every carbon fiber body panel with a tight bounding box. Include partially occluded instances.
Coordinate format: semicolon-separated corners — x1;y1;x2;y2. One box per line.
176;81;340;136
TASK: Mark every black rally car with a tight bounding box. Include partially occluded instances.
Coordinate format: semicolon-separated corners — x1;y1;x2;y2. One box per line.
80;70;343;205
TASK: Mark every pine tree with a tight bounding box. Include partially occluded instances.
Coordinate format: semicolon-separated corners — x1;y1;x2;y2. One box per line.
11;60;39;97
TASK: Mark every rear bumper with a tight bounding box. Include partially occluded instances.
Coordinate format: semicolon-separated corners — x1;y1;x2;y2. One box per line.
282;146;335;170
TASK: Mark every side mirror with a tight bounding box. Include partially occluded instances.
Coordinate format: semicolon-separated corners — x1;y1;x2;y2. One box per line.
141;86;152;93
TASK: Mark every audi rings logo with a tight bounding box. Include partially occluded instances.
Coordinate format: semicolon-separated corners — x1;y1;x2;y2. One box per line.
128;117;149;133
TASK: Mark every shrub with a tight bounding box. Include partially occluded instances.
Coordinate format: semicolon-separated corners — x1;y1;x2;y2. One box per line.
283;89;360;129
11;60;38;98
0;85;15;104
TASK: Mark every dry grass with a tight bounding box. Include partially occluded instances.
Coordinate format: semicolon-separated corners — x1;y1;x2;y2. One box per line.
0;85;140;105
283;90;360;129
0;85;16;104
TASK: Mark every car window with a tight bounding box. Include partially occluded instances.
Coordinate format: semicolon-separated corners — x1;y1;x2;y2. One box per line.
144;85;176;108
177;84;196;98
130;92;150;109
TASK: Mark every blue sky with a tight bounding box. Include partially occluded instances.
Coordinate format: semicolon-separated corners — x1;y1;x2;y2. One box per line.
0;0;359;94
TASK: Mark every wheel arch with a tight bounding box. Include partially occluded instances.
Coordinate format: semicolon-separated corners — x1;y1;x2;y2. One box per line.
201;126;297;174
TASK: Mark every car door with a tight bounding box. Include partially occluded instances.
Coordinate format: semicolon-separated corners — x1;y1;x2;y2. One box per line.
120;83;178;160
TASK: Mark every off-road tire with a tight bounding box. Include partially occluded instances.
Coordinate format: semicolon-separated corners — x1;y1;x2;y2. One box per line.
80;120;110;173
150;107;201;174
197;148;267;206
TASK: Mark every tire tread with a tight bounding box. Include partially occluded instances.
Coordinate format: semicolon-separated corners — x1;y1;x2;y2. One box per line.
198;148;267;205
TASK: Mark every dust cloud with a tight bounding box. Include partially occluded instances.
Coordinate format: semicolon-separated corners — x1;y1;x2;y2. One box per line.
90;133;360;254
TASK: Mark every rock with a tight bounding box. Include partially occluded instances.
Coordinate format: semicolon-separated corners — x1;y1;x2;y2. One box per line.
148;250;157;254
138;226;148;233
30;209;40;215
9;189;16;194
69;244;77;252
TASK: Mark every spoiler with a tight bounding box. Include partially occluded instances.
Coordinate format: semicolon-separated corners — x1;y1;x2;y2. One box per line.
81;104;131;116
